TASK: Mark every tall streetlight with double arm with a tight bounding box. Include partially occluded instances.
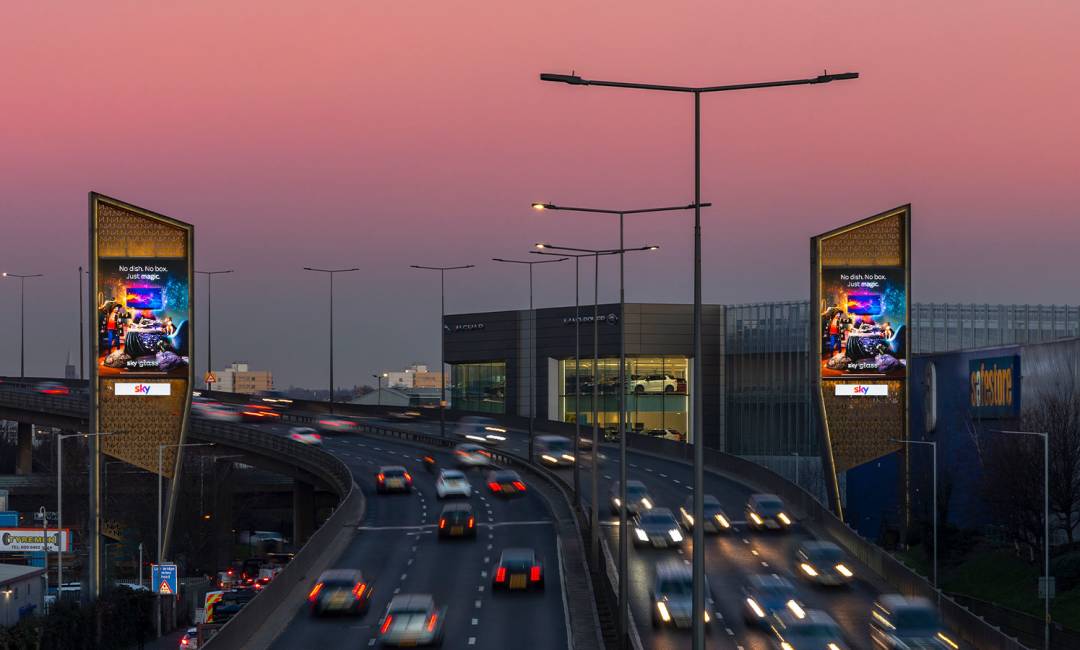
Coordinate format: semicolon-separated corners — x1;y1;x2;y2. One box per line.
195;269;234;390
2;272;44;377
302;267;360;410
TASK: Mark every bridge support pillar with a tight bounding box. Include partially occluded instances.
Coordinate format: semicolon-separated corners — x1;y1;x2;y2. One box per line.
15;422;33;475
213;461;235;570
293;481;315;546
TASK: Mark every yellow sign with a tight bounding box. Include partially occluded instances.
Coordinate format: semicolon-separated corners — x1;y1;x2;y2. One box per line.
205;371;217;384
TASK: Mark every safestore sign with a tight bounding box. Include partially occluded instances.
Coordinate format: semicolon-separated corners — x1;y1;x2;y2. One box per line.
969;356;1021;418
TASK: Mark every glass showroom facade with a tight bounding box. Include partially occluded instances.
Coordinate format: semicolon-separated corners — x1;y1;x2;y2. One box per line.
558;356;689;439
450;361;506;413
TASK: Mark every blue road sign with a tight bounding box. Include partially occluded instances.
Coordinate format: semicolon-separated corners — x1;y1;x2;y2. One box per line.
152;563;178;596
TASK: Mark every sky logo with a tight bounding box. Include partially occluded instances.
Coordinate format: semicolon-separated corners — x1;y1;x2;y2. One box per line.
115;383;172;396
835;384;888;397
134;384;152;394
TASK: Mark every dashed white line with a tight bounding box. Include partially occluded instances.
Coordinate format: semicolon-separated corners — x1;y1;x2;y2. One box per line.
474;600;482;608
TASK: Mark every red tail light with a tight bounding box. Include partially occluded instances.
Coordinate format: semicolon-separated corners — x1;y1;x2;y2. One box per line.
181;639;189;646
377;473;385;482
468;517;475;528
307;582;324;602
352;582;366;599
380;615;393;634
530;565;542;582
439;519;446;529
488;482;501;491
426;613;438;632
495;567;507;582
404;472;412;482
513;481;526;491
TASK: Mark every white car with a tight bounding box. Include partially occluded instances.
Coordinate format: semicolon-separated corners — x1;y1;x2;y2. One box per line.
288;427;323;446
629;373;678;393
454;443;492;468
435;469;472;499
454;416;508;445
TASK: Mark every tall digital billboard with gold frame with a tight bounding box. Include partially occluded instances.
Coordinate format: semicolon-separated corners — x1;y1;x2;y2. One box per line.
811;205;910;518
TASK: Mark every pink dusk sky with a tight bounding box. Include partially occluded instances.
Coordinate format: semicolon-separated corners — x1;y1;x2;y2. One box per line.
1;1;1077;388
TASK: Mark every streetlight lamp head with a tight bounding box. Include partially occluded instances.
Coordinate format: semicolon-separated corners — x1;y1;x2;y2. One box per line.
531;203;546;211
535;243;547;249
647;245;659;250
540;72;586;85
815;71;859;83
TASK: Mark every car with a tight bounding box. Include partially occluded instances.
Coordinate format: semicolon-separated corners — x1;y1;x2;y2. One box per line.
213;588;256;623
492;548;544;591
35;381;70;396
308;569;372;616
486;469;526;497
535;435;576;466
650;560;715;630
255;390;294;409
454;416;508;445
376;466;413;494
288;427;322;446
453;443;492;468
632;508;684;548
644;428;685;442
610;480;654;515
679;495;732;533
317;416;357;434
870;595;956;649
192;401;241;422
768;608;848;650
435;469;471;499
437;503;477;539
742;574;803;627
253;576;272;590
377;594;446;647
746;493;794;531
629;373;678;393
240;403;282;422
794;540;855;586
179;626;199;649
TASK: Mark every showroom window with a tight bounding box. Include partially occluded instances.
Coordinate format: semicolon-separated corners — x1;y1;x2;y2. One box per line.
451;362;506;413
558;356;689;442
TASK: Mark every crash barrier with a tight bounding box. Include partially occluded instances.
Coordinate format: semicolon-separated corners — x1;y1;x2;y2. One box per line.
332;418;606;650
622;434;1031;650
202;439;362;649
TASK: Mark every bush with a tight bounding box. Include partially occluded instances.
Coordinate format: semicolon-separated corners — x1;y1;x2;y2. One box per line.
0;585;155;650
1052;551;1080;592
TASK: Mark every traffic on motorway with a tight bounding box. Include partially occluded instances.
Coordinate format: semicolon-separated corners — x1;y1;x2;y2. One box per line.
186;394;960;649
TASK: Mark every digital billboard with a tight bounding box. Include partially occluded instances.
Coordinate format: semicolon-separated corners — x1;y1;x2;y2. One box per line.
820;266;906;378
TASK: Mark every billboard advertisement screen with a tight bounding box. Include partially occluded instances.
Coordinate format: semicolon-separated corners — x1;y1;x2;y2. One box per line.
97;258;189;376
820;266;906;378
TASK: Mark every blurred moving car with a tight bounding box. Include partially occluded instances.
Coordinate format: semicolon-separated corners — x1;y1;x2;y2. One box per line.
492;548;544;592
435;469;471;499
308;569;372;617
746;493;794;531
870;595;955;649
377;594;446;647
769;608;848;650
610;480;654;515
795;541;855;586
486;469;526;497
454;443;492;468
376;466;413;494
742;574;803;627
241;403;282;422
35;381;70;395
679;495;732;533
317;416;357;434
179;626;199;648
213;588;256;623
287;427;322;446
192;400;241;422
255;390;293;409
651;560;714;630
536;435;575;467
437;503;477;539
454;416;507;445
632;508;684;548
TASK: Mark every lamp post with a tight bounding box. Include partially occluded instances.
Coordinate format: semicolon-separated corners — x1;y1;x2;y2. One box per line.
78;267;87;380
540;68;859;650
156;442;214;638
491;257;569;461
195;270;234;390
373;374;386;406
535;242;657;646
993;429;1051;650
56;431;115;604
2;272;44;378
302;267;359;411
894;439;938;593
410;265;475;437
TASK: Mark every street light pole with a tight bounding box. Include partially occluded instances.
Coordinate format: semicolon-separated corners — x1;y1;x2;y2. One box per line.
540;68;858;649
195;270;234;390
994;429;1051;650
491;257;568;461
56;431;115;603
302;267;359;411
410;265;474;437
3;272;44;378
78;267;85;381
373;374;383;405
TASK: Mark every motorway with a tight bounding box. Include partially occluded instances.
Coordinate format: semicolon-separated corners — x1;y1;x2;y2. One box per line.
361;415;915;650
256;421;570;650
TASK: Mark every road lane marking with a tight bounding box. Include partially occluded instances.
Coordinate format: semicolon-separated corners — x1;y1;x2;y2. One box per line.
474;600;482;608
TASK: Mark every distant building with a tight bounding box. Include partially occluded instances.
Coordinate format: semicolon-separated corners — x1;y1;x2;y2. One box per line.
352;386;441;408
383;363;444;390
215;362;273;394
63;351;76;380
0;564;44;626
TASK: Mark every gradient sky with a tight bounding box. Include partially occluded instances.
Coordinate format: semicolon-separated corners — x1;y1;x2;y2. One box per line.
1;1;1078;388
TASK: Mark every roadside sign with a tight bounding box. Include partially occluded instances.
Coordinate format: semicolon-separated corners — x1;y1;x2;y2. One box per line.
1039;576;1055;599
152;563;178;596
204;371;217;384
32;511;58;522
